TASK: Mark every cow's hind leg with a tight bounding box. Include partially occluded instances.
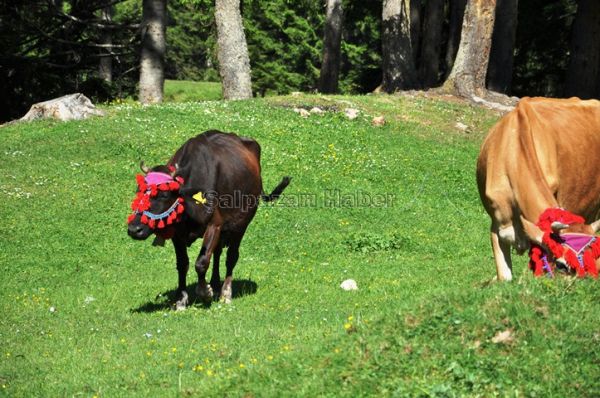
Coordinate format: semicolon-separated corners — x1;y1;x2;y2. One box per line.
220;237;242;304
173;237;190;310
491;224;514;281
195;224;221;303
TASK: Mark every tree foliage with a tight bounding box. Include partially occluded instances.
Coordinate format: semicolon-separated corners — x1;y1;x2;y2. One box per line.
164;0;382;96
1;0;594;121
1;0;140;121
243;0;323;96
511;0;577;98
166;0;218;82
339;0;382;93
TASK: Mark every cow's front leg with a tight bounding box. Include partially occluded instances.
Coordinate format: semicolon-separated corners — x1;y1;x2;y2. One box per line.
173;237;190;310
195;224;221;302
491;224;513;281
210;245;223;292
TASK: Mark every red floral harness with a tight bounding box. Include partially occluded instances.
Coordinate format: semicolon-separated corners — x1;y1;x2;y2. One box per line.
127;171;185;239
529;208;600;278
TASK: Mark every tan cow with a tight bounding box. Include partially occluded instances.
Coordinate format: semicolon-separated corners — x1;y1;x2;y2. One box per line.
476;97;600;280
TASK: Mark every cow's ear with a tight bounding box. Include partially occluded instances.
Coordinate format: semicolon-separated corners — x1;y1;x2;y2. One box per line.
178;186;196;196
591;219;600;233
521;216;544;245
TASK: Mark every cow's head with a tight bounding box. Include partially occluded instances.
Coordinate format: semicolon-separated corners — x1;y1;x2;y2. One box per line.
127;162;184;240
522;210;600;277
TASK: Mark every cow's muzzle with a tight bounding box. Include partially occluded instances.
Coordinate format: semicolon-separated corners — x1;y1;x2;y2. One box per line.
128;222;151;240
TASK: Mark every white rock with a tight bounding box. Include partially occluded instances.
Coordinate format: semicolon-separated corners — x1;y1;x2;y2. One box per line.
372;116;385;126
491;329;514;344
340;279;358;291
20;93;104;122
310;107;325;115
455;122;469;131
293;108;310;118
344;108;360;120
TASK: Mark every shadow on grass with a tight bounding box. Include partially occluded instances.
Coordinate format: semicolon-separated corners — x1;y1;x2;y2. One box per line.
131;279;258;313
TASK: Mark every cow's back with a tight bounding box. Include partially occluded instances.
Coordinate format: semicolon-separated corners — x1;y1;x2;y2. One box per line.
204;131;262;194
478;97;600;224
170;131;264;237
172;131;261;192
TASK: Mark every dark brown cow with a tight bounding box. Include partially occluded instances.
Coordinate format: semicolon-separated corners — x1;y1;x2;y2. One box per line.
127;130;290;308
477;97;600;280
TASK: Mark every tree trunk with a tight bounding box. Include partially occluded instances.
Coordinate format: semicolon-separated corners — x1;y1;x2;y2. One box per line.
215;0;253;100
565;0;600;99
442;0;496;97
319;0;344;94
444;0;467;78
410;0;422;68
487;0;518;94
419;0;444;88
139;0;167;104
99;6;113;83
382;0;417;92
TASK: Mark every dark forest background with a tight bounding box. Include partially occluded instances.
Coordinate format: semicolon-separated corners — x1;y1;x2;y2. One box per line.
0;0;587;122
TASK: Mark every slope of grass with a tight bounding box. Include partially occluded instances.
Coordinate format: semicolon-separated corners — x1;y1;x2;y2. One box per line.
163;80;222;102
1;94;599;397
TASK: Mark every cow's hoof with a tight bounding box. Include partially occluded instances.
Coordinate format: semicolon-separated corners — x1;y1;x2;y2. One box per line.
174;291;189;310
220;286;232;304
196;284;214;302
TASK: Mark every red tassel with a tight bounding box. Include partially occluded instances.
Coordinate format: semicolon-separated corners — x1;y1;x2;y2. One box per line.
127;214;135;224
148;219;156;229
588;260;599;278
564;250;579;271
591;241;600;258
177;204;184;214
136;174;145;187
583;250;596;278
565;249;585;277
529;246;545;276
141;214;149;224
158;219;165;229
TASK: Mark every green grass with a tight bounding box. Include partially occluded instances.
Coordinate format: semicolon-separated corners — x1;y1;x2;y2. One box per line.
1;93;599;397
163;80;222;102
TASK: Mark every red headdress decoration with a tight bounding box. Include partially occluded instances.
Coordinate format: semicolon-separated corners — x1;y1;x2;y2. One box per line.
127;171;185;240
528;208;599;278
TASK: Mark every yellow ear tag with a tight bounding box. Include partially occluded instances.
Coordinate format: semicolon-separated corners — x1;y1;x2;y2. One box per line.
192;191;207;205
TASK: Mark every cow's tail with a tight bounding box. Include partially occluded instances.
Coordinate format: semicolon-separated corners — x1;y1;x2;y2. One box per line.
262;176;291;202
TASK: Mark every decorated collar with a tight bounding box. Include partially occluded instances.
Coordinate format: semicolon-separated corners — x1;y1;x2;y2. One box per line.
529;208;599;278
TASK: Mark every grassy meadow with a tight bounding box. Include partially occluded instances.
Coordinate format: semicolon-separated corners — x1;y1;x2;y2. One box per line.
1;82;599;397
